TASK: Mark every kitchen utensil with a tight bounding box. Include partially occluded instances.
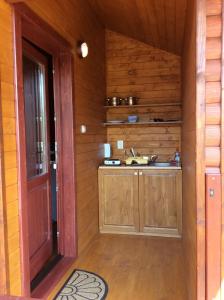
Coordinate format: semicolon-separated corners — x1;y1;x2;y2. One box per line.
149;154;158;162
130;147;136;157
127;96;137;106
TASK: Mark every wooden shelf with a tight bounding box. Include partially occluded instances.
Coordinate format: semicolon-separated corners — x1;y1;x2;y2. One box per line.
104;102;182;109
103;121;182;126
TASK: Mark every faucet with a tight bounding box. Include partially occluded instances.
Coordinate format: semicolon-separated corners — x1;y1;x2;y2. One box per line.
150;155;158;162
130;148;136;157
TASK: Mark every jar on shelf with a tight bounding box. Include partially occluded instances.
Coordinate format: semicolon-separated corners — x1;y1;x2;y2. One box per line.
111;96;120;106
120;98;127;105
105;97;111;106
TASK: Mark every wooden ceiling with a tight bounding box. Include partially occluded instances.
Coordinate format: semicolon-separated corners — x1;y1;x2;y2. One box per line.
87;0;187;55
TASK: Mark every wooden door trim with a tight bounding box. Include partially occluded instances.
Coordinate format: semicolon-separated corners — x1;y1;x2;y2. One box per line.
12;4;77;296
221;1;224;298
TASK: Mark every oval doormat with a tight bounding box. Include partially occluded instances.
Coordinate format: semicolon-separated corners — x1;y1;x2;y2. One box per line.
53;269;108;300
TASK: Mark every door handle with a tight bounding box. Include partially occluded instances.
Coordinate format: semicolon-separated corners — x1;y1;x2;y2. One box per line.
50;161;57;170
134;172;138;176
139;172;143;176
209;188;215;198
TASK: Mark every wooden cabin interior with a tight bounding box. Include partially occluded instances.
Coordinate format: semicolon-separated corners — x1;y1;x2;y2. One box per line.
0;0;223;300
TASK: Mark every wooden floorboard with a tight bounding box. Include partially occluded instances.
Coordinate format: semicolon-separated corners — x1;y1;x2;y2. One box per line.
47;234;187;300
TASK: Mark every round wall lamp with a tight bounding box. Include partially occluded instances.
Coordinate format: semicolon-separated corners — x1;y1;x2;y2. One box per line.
77;41;89;58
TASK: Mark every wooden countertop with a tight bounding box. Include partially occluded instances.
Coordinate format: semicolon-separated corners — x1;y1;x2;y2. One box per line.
99;165;182;170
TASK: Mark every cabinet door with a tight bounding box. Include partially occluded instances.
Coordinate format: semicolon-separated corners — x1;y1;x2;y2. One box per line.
99;169;139;234
139;170;182;237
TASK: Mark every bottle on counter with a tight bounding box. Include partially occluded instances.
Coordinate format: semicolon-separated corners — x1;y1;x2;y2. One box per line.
174;151;181;167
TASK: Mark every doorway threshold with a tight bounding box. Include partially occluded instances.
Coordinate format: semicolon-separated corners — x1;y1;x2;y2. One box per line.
31;255;63;291
31;257;74;299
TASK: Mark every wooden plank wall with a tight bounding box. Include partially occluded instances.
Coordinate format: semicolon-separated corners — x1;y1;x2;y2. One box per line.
0;0;106;295
205;1;223;300
205;0;222;170
182;1;223;299
0;1;21;295
181;0;197;299
106;31;182;161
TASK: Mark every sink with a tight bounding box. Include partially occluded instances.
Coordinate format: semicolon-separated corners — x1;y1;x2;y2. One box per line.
150;162;172;167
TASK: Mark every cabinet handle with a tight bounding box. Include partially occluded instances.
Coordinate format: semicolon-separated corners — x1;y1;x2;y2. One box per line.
139;172;143;176
134;172;138;176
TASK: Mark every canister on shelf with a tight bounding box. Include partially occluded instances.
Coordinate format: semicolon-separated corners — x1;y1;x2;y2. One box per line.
105;97;111;106
111;96;120;106
127;96;138;106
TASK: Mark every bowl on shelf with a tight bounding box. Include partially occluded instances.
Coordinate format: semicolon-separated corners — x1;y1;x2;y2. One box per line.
128;115;138;123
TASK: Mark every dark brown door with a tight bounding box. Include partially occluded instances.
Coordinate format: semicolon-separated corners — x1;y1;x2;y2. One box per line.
22;41;53;281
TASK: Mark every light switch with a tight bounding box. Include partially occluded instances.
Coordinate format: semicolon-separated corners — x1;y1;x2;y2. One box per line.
117;140;124;149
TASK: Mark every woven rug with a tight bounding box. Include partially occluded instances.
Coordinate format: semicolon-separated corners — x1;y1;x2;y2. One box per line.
53;269;108;300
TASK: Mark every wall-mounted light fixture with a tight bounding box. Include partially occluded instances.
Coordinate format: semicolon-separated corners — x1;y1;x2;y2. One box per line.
77;41;89;58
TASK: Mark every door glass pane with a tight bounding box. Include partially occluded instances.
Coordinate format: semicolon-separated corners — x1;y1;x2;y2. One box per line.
23;54;48;179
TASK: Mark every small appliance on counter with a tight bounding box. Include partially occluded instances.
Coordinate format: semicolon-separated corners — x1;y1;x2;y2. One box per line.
104;158;121;166
104;143;111;158
103;143;121;166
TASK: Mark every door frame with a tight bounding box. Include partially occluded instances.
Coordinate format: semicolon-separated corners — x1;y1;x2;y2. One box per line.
12;3;77;296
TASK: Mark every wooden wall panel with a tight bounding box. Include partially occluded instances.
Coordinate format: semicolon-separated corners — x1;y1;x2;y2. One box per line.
206;15;222;37
206;125;221;146
206;37;221;59
206;0;222;16
106;30;181;161
205;59;221;81
181;0;197;299
206;82;221;103
0;0;21;295
107;125;181;162
205;1;223;299
106;31;181;103
205;2;222;170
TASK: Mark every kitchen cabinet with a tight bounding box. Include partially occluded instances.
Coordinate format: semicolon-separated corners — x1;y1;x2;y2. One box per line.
98;169;139;234
98;167;182;237
139;169;182;237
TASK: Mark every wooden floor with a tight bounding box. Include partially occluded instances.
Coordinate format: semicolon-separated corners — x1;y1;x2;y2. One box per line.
48;234;187;300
